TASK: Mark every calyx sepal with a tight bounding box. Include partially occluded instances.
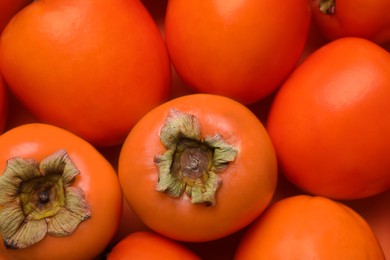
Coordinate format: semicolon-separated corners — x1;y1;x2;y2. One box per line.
154;109;238;207
0;149;91;249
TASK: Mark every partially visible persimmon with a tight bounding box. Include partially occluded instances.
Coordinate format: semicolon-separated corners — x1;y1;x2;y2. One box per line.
267;37;390;199
0;0;171;147
235;195;386;259
108;231;201;260
0;123;122;260
311;0;390;44
165;0;311;104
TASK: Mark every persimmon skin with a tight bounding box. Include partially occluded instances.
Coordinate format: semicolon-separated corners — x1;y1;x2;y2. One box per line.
234;195;386;260
108;231;201;260
165;0;311;104
0;0;171;147
0;123;122;260
266;37;390;200
311;0;390;44
118;94;278;242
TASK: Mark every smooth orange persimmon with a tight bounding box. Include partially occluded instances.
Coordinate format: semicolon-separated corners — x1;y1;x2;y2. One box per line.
165;0;311;104
107;231;201;260
0;0;171;147
0;123;122;260
118;94;277;242
234;195;386;259
267;37;390;200
311;0;390;44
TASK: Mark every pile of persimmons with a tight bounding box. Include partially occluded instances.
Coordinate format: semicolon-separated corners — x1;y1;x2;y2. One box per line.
0;0;389;259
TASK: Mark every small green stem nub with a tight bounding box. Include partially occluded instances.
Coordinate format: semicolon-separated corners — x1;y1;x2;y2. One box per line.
154;109;238;207
0;150;91;249
319;0;335;15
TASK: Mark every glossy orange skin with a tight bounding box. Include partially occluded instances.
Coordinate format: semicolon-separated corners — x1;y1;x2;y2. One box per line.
234;195;386;259
108;231;201;260
0;123;122;260
165;0;311;104
0;0;171;147
266;37;390;200
311;0;390;44
0;0;30;32
118;94;278;242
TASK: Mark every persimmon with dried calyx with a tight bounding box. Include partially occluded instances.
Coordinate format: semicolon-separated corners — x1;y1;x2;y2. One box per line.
234;195;386;259
311;0;390;44
0;123;122;260
118;94;278;242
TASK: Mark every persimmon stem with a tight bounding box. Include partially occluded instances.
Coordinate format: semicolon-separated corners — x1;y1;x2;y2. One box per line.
39;190;50;204
154;109;238;207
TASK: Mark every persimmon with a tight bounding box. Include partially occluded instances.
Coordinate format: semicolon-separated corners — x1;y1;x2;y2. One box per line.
234;195;386;259
267;37;390;200
165;0;311;104
311;0;390;44
107;231;201;260
0;0;171;147
0;123;122;260
118;94;277;242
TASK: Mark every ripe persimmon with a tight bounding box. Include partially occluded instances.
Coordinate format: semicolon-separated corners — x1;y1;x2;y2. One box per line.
267;37;390;200
118;94;277;242
0;123;122;259
234;195;386;259
311;0;390;44
0;0;171;147
165;0;311;104
108;231;201;260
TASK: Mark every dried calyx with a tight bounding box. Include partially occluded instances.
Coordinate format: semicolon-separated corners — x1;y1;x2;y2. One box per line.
319;0;335;15
0;149;91;249
154;109;238;207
